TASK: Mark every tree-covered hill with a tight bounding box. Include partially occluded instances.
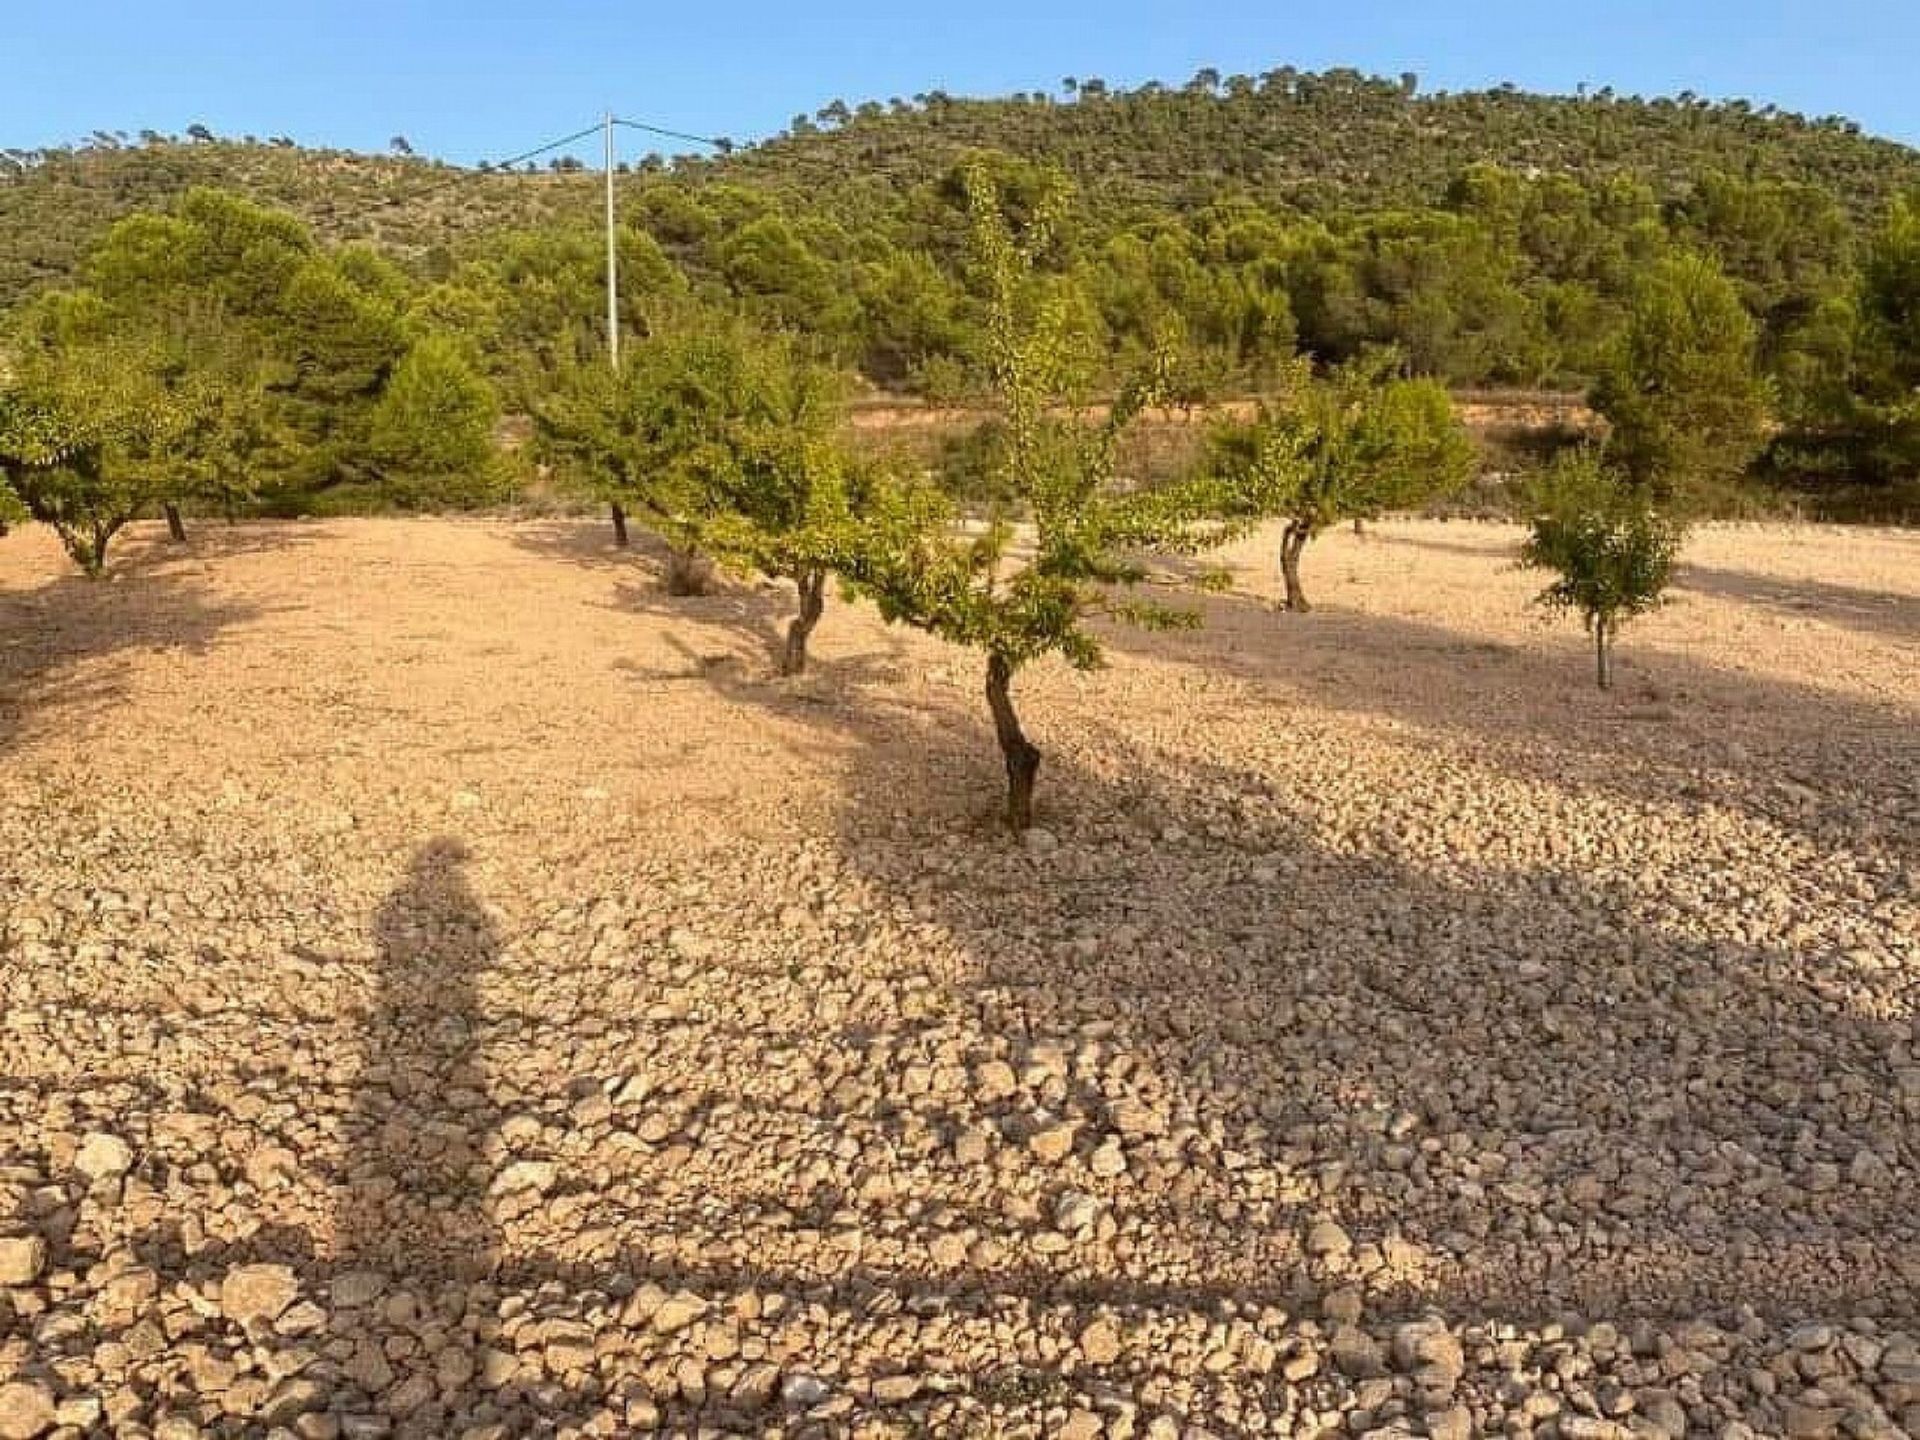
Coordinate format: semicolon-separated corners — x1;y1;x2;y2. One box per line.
7;67;1920;515
0;141;597;307
6;68;1920;310
728;69;1920;219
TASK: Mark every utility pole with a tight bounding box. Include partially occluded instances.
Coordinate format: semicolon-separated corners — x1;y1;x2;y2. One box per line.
603;110;629;547
604;110;619;371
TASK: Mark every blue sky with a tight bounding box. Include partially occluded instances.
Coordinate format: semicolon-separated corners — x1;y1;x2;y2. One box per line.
7;1;1919;161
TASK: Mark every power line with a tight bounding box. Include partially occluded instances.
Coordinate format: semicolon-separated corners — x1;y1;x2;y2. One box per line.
319;120;608;228
612;117;732;152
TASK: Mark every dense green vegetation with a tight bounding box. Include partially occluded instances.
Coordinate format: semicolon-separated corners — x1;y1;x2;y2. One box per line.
10;67;1919;515
7;65;1920;537
6;68;1918;819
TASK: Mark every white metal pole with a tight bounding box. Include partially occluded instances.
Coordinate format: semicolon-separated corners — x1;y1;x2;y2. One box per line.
604;111;618;371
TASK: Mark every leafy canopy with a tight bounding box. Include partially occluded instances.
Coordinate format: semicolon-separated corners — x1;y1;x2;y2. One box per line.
840;164;1247;672
1591;250;1770;500
1520;447;1682;632
1205;350;1477;534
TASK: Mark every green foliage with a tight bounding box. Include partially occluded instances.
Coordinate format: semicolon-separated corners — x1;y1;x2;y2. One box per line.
366;334;500;506
536;315;783;556
1590;251;1770;500
1519;448;1684;688
837;167;1250;824
1846;195;1920;473
6;73;1920;515
1203;351;1477;607
1214;353;1477;528
0;325;188;573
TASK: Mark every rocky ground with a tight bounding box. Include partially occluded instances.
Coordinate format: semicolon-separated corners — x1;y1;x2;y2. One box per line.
0;516;1915;1439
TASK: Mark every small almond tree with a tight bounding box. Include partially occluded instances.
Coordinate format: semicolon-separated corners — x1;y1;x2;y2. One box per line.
538;314;870;667
536;325;740;595
688;334;868;675
1519;448;1682;690
0;328;186;575
838;166;1248;829
1205;351;1477;610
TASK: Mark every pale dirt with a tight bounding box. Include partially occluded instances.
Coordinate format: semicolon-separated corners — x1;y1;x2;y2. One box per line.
0;516;1915;1437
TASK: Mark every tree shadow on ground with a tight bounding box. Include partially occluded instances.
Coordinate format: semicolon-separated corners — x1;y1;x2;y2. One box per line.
1097;578;1917;867
0;527;273;759
24;551;1911;1436
1674;562;1920;643
505;516;668;574
1372;527;1920;645
591;617;1915;1320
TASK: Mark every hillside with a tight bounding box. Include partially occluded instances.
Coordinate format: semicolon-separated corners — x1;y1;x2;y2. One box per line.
730;71;1920;217
0;142;596;306
6;68;1920;309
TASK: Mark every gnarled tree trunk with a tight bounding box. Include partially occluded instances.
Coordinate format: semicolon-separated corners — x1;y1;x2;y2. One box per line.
164;502;187;543
781;568;827;676
609;502;629;549
985;652;1040;830
1279;522;1312;612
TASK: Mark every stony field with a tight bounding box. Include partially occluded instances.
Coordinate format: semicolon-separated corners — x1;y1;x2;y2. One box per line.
0;516;1915;1440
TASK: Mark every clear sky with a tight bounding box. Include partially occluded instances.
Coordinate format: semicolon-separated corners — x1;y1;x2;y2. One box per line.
7;1;1919;162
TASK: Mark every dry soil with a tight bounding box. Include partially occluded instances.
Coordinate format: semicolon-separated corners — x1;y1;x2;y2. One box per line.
0;516;1915;1439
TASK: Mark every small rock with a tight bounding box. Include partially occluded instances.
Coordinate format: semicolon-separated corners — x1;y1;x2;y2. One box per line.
1306;1217;1353;1259
731;1362;781;1409
0;1380;56;1439
782;1373;831;1407
220;1263;299;1327
0;1235;47;1286
74;1131;134;1181
1322;1286;1365;1325
331;1271;386;1308
491;1160;555;1196
649;1289;706;1334
1783;1402;1845;1439
871;1374;920;1403
1029;1121;1076;1164
1081;1319;1122;1365
975;1060;1019;1103
1332;1325;1387;1379
1054;1191;1101;1233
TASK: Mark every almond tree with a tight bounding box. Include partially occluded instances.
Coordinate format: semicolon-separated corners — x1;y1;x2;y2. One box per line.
1520;448;1682;689
538;313;878;671
0;327;187;575
838;166;1249;829
671;322;871;674
1205;352;1476;610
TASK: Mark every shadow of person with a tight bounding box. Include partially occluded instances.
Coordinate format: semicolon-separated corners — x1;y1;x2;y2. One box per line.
334;838;503;1436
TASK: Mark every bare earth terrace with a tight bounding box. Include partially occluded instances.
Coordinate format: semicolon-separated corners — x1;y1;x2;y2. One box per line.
0;516;1915;1438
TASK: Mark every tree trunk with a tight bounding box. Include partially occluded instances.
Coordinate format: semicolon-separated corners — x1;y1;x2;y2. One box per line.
781;568;827;676
985;652;1041;830
1279;523;1312;612
665;546;715;596
1352;517;1365;537
164;502;187;542
1595;617;1613;691
82;521;112;578
609;502;630;548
